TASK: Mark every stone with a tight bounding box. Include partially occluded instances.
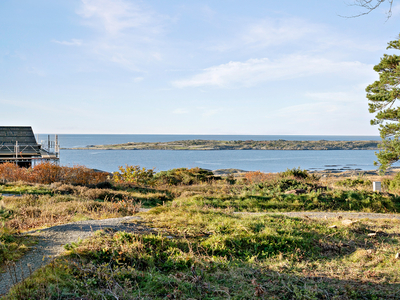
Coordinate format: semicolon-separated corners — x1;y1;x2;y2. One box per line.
284;189;307;195
342;219;357;226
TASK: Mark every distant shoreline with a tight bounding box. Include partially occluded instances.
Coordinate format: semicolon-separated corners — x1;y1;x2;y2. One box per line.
62;139;380;151
212;167;400;177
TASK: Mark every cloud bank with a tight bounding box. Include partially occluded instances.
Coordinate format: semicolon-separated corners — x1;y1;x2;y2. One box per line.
173;56;372;88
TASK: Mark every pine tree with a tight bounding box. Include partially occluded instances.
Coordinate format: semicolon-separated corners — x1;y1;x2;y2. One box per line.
367;35;400;171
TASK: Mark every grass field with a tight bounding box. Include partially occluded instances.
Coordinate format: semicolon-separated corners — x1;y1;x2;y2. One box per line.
1;166;400;299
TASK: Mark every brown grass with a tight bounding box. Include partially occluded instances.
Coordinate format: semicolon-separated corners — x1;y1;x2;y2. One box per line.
0;194;141;231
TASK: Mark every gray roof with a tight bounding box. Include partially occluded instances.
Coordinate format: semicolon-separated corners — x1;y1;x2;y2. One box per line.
0;127;41;156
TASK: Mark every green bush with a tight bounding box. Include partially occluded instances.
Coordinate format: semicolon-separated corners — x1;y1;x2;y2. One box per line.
279;167;309;179
335;178;372;188
69;231;194;272
113;165;155;186
154;167;217;186
383;172;400;192
247;178;320;194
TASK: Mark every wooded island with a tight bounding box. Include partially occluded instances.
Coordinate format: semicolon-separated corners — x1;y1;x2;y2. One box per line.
64;139;380;150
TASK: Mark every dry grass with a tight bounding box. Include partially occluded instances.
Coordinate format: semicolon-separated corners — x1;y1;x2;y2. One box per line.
0;194;141;231
0;227;37;267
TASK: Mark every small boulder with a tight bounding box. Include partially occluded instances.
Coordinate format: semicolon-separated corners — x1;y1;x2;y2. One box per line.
342;219;357;226
284;189;307;195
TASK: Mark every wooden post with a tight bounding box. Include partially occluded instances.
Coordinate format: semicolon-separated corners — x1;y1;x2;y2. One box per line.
55;135;59;157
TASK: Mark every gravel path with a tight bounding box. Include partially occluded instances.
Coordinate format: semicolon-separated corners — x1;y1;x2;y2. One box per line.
1;210;400;297
0;215;150;297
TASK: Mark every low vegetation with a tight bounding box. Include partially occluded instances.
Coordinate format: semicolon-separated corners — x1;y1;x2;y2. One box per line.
2;165;400;298
5;208;400;299
335;177;373;188
0;227;35;267
0;162;109;185
113;166;217;187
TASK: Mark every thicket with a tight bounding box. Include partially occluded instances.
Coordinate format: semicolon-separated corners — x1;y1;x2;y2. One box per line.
154;167;217;185
113;165;218;187
113;165;155;186
335;177;372;188
0;163;108;186
233;168;315;184
244;171;276;183
383;172;400;192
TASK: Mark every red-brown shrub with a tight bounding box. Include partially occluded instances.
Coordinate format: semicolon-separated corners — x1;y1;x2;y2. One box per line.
59;165;109;186
0;163;31;182
0;162;109;185
32;163;64;184
244;171;277;184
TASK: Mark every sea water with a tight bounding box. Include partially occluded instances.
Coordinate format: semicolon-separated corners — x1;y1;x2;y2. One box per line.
38;134;384;173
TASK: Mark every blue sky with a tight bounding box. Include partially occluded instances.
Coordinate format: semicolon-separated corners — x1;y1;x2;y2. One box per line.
1;0;399;135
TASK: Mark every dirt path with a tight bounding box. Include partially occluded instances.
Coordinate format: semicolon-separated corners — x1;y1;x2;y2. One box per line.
2;210;400;297
0;215;153;297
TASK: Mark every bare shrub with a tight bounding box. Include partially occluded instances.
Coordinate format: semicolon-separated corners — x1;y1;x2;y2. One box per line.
244;171;277;183
0;162;109;186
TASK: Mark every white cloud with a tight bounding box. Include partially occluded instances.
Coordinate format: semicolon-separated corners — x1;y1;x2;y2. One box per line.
110;53;131;65
194;106;222;117
75;0;168;70
53;39;83;46
201;109;219;117
209;17;325;53
78;0;166;36
132;76;144;83
275;102;338;118
241;18;322;48
172;108;189;114
173;56;373;88
209;16;381;56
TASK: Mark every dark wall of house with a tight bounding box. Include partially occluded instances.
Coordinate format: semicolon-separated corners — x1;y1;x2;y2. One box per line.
0;160;32;168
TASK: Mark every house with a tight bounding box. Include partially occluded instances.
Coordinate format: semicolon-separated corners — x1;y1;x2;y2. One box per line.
0;126;59;167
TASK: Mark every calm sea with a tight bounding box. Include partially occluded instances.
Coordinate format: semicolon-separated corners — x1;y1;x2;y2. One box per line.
37;134;384;173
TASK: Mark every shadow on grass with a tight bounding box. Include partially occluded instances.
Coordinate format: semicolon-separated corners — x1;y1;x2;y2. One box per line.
192;192;400;213
5;226;400;299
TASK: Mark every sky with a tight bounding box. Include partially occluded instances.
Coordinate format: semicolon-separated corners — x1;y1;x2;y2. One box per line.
1;0;399;135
